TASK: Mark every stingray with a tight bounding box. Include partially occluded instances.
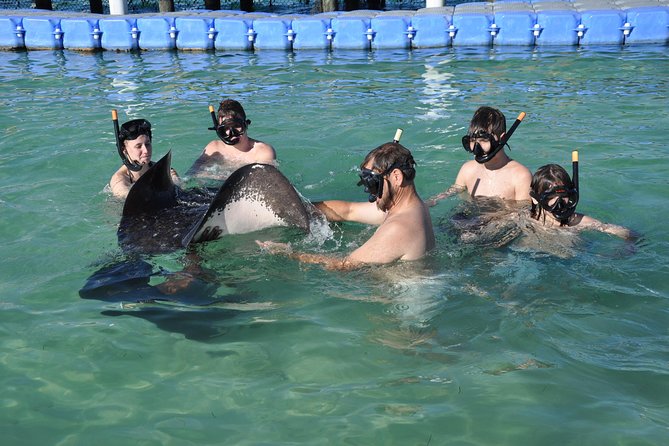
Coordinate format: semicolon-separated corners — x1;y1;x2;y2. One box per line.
117;151;311;255
80;152;311;339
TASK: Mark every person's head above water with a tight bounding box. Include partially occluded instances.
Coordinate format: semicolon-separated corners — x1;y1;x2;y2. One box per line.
462;106;527;165
530;163;579;225
461;106;508;164
118;119;152;169
357;142;416;210
216;99;251;145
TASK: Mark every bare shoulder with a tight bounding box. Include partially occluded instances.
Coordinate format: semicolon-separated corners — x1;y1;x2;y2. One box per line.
202;139;224;155
507;160;532;200
455;160;480;185
109;166;130;198
507;160;532;177
251;139;276;162
459;160;480;175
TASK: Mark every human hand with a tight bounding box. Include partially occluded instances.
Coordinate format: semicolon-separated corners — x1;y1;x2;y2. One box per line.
156;272;196;295
198;226;222;242
424;197;438;207
255;240;292;255
170;168;180;184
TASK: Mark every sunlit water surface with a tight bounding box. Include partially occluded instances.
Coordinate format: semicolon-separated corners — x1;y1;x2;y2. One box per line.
1;46;668;445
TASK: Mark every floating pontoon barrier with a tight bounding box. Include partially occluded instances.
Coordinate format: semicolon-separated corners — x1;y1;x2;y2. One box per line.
0;0;667;51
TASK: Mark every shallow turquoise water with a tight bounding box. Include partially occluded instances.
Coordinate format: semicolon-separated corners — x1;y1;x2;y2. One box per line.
1;46;668;445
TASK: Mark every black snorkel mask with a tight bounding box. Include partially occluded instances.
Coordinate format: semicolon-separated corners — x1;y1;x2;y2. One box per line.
358;168;387;203
531;151;580;221
357;162;412;203
357;130;410;203
462;112;526;164
112;110;149;172
208;105;250;146
533;185;579;220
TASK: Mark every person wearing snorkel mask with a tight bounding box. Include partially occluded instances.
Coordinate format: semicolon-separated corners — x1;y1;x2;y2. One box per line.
188;99;276;178
256;142;435;269
528;164;634;239
428;106;532;206
109;118;179;199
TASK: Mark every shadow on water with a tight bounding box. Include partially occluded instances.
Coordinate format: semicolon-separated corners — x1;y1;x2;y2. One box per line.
80;150;315;341
78;255;259;341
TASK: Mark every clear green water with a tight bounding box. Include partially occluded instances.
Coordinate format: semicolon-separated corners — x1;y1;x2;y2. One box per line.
1;46;668;445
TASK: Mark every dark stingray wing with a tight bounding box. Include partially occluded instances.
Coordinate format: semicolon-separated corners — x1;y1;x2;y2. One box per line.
117;151;190;254
182;163;310;246
122;151;177;217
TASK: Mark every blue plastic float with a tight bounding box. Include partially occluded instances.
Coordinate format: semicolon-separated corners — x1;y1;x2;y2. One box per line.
0;0;667;51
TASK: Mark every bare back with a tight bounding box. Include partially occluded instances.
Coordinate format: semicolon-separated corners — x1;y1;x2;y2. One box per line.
348;197;435;264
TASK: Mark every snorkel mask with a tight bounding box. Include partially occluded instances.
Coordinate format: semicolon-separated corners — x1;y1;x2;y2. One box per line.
207;105;250;145
533;185;579;220
531;151;580;221
358;161;414;203
358;168;387;203
462;112;526;164
112;110;149;172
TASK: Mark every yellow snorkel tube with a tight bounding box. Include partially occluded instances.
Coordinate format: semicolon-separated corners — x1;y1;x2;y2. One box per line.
207;105;218;131
572;150;579;193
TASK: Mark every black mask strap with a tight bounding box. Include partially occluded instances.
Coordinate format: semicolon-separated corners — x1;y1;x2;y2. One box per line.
112;109;143;172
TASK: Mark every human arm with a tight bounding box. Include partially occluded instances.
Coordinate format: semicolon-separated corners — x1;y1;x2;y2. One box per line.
578;215;638;241
109;168;131;199
425;184;465;207
256;240;360;271
426;164;469;206
256;218;417;270
313;200;386;225
250;140;277;164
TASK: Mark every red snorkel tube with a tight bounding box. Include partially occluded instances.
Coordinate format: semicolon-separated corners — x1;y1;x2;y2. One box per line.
112;109;142;172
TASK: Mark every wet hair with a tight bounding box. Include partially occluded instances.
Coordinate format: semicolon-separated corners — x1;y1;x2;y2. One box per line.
530;164;575;225
361;142;416;182
469;106;506;138
119;119;152;146
218;99;248;123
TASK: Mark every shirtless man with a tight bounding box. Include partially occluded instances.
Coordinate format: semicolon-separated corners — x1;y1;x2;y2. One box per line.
428;106;532;205
257;142;435;270
188;99;276;177
109;118;178;199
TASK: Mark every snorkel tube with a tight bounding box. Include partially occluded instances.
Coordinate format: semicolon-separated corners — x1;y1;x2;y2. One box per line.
112;109;143;172
393;128;403;143
475;111;526;164
207;105;218;131
572;150;579;194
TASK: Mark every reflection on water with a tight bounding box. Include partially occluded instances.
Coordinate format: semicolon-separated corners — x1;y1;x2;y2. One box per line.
1;47;668;445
